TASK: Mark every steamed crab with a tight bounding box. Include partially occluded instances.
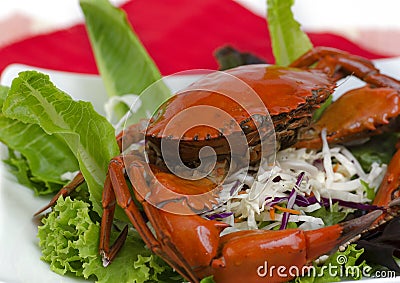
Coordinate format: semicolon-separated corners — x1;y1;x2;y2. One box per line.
37;47;400;283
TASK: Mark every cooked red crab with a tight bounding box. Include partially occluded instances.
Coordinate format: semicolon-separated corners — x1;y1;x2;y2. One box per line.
292;47;400;149
37;47;400;283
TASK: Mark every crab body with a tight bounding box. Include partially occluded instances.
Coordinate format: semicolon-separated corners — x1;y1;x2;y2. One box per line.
145;65;334;167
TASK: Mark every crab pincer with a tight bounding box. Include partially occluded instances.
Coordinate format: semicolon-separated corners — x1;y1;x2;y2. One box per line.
211;210;381;283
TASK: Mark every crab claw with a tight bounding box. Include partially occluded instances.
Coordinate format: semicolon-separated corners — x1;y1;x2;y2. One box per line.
372;148;400;224
304;209;382;260
294;86;400;149
211;210;381;283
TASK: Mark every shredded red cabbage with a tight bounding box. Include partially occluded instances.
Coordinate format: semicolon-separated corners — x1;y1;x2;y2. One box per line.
265;196;287;207
229;180;241;196
264;171;383;230
279;172;305;230
299;196;384;211
205;212;233;220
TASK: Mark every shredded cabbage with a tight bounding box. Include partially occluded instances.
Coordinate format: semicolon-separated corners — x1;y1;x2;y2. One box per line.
214;131;387;232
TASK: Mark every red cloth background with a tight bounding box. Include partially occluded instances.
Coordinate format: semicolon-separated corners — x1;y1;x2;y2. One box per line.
0;0;387;76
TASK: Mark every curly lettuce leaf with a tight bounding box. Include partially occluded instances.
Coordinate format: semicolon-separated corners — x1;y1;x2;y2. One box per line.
38;197;180;282
80;0;171;121
38;197;95;276
267;0;313;66
2;71;119;213
295;244;371;282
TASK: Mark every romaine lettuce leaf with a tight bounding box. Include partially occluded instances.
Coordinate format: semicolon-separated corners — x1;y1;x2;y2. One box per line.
80;0;171;121
0;85;79;194
3;149;63;195
0;119;79;193
2;71;119;213
267;0;313;66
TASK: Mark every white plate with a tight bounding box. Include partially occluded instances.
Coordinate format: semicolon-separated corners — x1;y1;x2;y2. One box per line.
1;61;400;283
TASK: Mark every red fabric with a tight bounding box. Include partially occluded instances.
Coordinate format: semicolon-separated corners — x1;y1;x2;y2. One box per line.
0;0;388;76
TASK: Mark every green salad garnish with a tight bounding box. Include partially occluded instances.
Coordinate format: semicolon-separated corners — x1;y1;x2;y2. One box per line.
0;0;398;282
39;196;179;282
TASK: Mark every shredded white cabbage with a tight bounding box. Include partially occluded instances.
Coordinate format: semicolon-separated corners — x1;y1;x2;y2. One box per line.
214;131;387;233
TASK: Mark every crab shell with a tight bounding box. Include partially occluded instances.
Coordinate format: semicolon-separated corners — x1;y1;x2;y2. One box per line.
295;85;400;149
145;65;335;164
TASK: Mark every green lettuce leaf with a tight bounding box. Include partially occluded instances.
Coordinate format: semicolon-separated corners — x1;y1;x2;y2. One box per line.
267;0;313;66
294;244;371;282
38;196;181;282
349;133;399;172
0;85;79;194
80;0;171;121
38;197;95;276
0;85;8;104
306;202;347;226
2;71;119;213
3;150;63;195
200;276;216;283
360;179;376;202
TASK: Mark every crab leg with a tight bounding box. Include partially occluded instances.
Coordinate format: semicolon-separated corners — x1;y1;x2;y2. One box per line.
290;47;400;89
34;172;85;216
289;47;400;149
99;156;163;264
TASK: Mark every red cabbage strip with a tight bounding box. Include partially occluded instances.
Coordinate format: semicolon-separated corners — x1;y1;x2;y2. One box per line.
297;196;383;211
279;172;305;230
265;196;287;207
206;212;233;220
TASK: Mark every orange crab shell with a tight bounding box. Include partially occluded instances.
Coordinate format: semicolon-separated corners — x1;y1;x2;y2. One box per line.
295;85;400;149
145;65;335;148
